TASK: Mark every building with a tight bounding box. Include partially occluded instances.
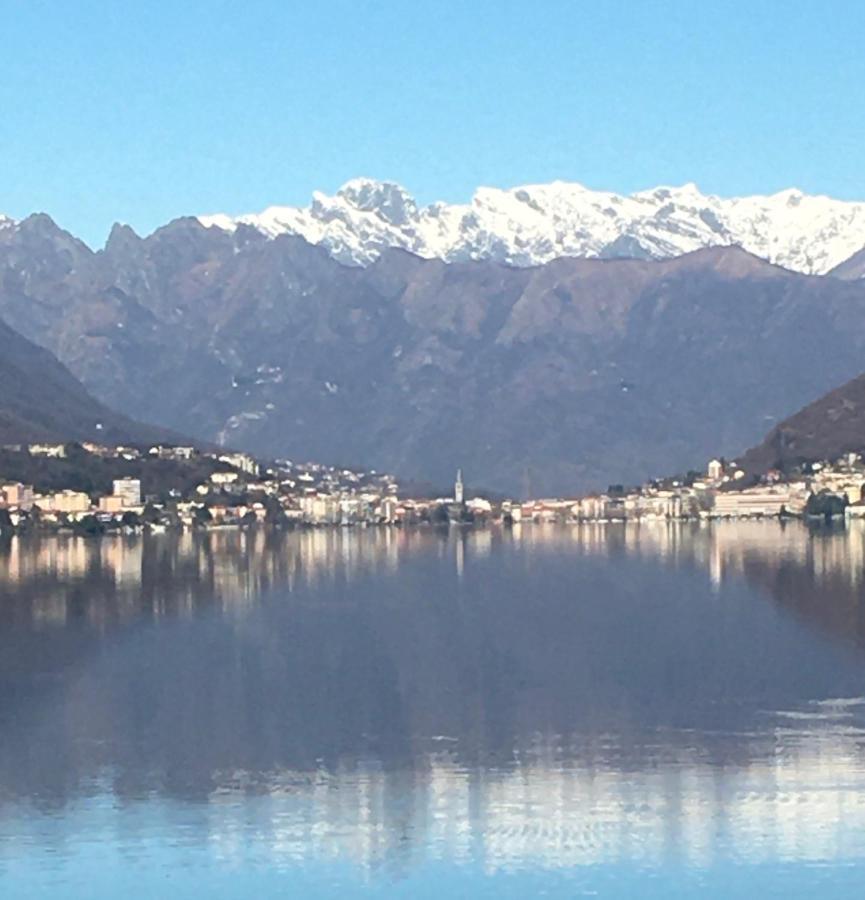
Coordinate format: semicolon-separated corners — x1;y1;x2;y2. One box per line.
379;496;399;523
300;494;340;525
810;470;865;504
218;452;259;477
150;445;196;461
572;495;609;521
112;478;142;509
711;485;807;518
99;495;124;514
1;483;35;510
82;442;113;457
37;490;91;514
28;443;67;458
500;501;523;523
210;471;239;485
454;469;464;505
707;459;724;482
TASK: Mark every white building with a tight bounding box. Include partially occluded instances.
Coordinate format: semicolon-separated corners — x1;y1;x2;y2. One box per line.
379;496;399;523
150;445;196;461
711;485;807;518
28;443;67;458
300;494;340;525
707;459;724;482
210;471;239;485
454;469;464;505
112;478;142;509
218;452;260;477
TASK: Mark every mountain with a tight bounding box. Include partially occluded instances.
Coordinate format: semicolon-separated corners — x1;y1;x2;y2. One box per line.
740;372;865;475
6;211;865;494
0;313;178;448
830;245;865;280
198;178;865;275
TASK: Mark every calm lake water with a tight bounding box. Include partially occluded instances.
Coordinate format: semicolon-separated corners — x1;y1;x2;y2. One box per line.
2;522;865;897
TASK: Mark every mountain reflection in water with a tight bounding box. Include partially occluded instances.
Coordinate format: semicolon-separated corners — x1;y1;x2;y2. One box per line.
2;522;865;896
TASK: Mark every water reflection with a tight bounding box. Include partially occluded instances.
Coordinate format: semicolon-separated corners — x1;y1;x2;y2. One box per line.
2;523;865;891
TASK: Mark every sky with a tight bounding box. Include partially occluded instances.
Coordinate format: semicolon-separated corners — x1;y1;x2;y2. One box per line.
2;0;865;247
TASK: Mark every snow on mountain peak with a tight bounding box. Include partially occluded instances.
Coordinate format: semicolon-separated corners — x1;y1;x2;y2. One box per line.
336;178;418;225
198;180;865;274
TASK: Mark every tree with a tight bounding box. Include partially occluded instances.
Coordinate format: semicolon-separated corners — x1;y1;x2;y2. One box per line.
264;496;286;526
141;503;162;525
431;503;450;525
193;505;212;526
455;504;475;524
805;491;847;520
75;514;104;536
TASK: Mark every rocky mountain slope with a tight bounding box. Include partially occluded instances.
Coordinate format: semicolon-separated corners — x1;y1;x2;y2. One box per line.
740;372;865;474
0;313;178;448
198;178;865;275
5;212;865;494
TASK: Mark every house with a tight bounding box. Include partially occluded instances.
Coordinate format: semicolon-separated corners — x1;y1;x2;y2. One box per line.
1;483;35;510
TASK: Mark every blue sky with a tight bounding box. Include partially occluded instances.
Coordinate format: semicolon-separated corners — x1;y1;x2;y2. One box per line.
2;0;864;246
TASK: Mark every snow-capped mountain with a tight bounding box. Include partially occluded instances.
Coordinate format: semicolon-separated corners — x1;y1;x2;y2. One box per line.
199;179;865;274
6;206;865;494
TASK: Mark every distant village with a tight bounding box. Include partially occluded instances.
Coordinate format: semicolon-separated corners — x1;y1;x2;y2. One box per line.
539;454;865;524
1;439;865;535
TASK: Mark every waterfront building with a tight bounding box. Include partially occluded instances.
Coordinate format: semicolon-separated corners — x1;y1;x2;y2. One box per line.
300;494;340;525
379;496;399;523
37;491;91;514
1;483;35;511
99;496;124;514
707;459;724;482
112;478;142;509
711;485;807;518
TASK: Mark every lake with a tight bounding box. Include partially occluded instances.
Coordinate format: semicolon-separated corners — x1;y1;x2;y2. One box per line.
2;521;865;897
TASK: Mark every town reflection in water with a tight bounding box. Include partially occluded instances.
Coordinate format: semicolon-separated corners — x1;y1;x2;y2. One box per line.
2;522;865;881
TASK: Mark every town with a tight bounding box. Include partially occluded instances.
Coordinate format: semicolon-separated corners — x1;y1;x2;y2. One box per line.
524;454;865;524
2;439;865;535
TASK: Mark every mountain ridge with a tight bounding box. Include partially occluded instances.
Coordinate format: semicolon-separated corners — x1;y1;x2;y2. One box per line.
4;214;865;494
740;372;865;475
0;315;181;448
197;178;865;275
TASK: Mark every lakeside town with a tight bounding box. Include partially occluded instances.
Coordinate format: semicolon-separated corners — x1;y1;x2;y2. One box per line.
2;439;865;535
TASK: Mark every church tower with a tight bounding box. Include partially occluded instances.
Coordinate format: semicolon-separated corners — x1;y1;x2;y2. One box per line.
454;469;464;505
